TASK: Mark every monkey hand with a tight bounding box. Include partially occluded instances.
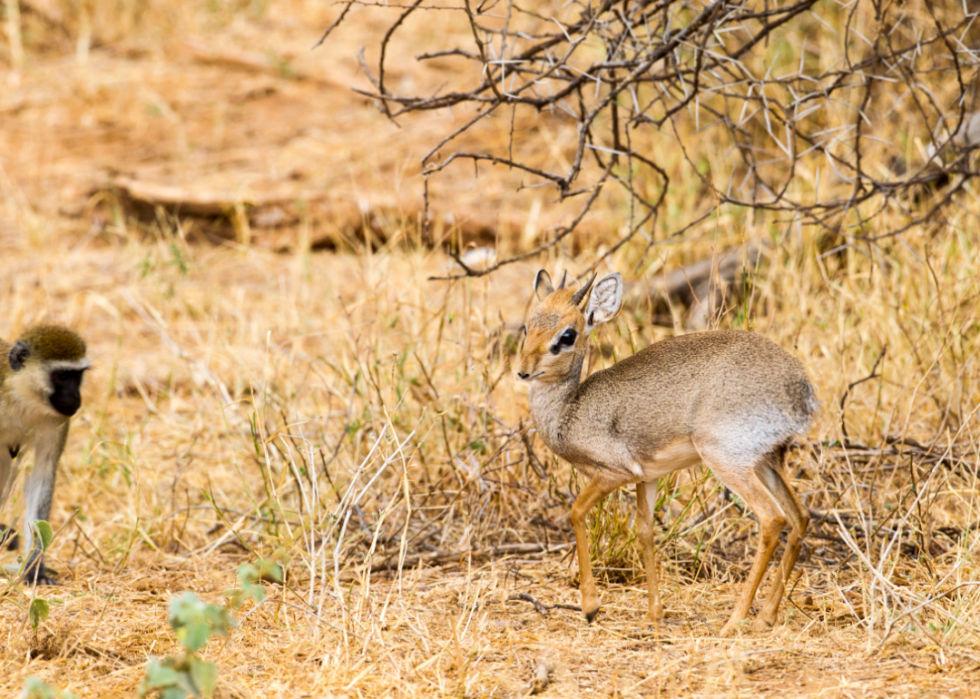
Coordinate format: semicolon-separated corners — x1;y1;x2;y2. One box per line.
0;525;18;551
23;555;59;586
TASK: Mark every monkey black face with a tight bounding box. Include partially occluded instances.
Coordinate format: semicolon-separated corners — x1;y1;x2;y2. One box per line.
49;369;86;417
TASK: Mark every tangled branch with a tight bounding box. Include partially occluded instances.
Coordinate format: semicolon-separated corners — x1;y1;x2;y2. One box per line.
324;0;980;277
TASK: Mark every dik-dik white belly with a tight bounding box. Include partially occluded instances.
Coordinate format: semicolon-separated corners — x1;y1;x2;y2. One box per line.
632;436;702;482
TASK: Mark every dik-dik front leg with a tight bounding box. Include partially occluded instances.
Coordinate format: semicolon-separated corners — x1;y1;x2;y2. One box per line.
570;477;618;623
636;481;663;623
23;422;68;585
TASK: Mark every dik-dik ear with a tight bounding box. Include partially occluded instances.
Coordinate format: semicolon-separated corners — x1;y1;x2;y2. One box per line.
584;273;623;331
534;270;555;301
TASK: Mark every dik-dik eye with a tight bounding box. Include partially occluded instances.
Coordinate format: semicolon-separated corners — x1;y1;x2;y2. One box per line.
551;329;577;354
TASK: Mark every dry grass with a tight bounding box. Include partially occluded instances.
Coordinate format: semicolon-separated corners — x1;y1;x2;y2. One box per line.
2;1;980;697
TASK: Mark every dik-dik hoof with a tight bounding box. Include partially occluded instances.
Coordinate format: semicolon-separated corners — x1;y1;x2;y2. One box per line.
719;619;742;638
752;616;775;633
583;602;601;624
644;604;664;625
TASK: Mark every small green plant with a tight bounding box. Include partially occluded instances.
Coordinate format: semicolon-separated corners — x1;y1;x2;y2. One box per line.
21;677;80;699
19;521;55;634
167;243;189;277
225;559;283;609
139;559;283;699
28;597;50;631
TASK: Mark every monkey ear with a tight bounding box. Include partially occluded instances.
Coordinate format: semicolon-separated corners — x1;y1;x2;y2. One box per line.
9;342;29;371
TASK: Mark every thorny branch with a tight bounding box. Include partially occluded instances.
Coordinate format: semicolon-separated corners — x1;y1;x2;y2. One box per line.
322;0;980;277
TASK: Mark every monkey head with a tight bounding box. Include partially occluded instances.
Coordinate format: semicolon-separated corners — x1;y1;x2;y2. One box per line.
8;325;89;419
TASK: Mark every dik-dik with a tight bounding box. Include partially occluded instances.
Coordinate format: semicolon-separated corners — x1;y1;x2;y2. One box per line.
516;270;817;635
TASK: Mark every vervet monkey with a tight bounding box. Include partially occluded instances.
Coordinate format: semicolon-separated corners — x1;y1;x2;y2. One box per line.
0;325;88;583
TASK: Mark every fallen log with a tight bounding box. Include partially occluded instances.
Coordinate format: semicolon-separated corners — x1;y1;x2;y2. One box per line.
106;176;538;250
112;176;274;216
637;242;765;329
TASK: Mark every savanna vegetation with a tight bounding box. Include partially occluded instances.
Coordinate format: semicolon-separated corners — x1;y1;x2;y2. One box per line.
2;0;980;696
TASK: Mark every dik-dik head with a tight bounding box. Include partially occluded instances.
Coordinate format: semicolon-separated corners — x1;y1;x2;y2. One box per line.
517;270;623;383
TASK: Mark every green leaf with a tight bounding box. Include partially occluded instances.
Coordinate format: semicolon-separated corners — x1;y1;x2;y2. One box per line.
28;598;50;631
224;589;246;609
203;604;234;638
168;593;210;652
188;658;218;698
140;660;183;691
23;677;56;699
34;521;54;552
177;619;210;654
167;592;233;652
231;558;284;609
256;559;284;584
168;592;205;625
22;676;81;699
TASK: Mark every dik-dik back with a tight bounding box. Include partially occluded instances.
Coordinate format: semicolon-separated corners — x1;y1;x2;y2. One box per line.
560;330;817;478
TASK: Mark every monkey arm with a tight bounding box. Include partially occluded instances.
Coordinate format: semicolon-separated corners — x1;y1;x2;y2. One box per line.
23;421;68;584
0;448;18;516
0;448;22;550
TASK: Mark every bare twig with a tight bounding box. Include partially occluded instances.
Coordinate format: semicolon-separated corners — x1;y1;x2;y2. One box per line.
506;591;581;615
840;346;887;442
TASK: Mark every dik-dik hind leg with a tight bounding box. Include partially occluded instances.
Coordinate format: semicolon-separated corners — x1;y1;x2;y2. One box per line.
570;478;618;623
636;481;663;624
755;456;809;631
698;446;787;637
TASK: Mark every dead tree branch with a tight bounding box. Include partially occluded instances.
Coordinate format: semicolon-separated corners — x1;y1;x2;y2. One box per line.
320;0;980;274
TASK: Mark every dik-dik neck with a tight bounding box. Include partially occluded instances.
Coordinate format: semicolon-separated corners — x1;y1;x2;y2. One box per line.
527;353;585;454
